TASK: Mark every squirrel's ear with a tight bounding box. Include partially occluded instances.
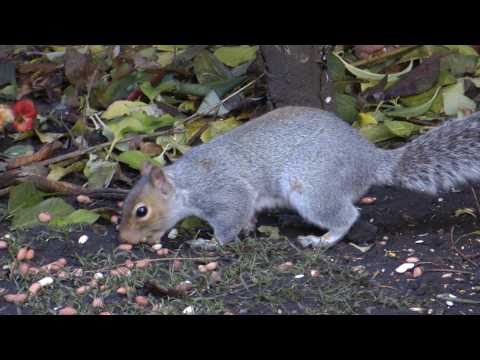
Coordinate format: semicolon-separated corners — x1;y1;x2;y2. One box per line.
141;162;153;177
149;166;173;195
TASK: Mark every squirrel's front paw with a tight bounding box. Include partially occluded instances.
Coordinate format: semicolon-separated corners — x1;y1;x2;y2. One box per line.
297;233;335;249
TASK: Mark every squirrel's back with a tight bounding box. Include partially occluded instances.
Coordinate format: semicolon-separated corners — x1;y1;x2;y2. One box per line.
169;107;388;202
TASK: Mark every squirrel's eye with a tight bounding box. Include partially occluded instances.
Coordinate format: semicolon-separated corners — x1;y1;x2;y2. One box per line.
136;206;148;218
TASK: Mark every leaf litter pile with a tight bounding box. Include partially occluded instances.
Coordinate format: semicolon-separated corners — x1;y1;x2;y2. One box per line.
1;45;480;314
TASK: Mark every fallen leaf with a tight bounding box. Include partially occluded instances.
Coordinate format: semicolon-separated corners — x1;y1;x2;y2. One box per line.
214;46;258;67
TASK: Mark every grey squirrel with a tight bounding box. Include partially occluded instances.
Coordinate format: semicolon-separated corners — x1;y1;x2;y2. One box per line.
118;106;480;248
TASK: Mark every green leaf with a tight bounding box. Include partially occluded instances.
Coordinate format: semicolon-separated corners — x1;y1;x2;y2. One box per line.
104;113;176;147
8;183;46;214
139;82;160;102
400;86;438;107
179;216;207;233
153;45;189;52
34;130;64;144
12;197;74;229
327;53;347;81
384;120;421;138
445;45;479;56
117;150;156;170
47;160;86;182
3;144;34;158
213;46;259;67
333;52;414;81
359;124;396;143
200;117;242;143
178;100;197;113
206;76;247;98
193;50;232;84
0;84;17;100
257;226;282;241
441;53;478;77
83;156;118;189
335;93;358;123
50;209;100;227
385;86;441;119
102;100;149;120
443;80;478;116
356;112;379;127
156;132;191;156
96;74;140;108
398;45;451;63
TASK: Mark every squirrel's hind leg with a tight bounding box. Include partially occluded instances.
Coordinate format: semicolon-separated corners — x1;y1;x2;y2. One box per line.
293;195;359;248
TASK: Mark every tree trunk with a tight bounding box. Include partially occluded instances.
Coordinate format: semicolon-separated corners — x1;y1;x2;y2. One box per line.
260;45;335;111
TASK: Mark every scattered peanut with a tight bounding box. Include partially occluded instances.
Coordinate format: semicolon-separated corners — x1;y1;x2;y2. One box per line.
135;296;149;306
116;287;128;295
175;281;193;293
38;212;52;223
28;282;42;295
206;262;218;271
25;249;35;260
92;298;104;308
59;306;77;315
16;247;28;261
413;266;423;278
76;286;90;295
135;260;150;269
156;248;169;256
28;267;40;275
359;197;377;205
117;244;133;252
76;195;92;204
4;293;28;304
278;261;294;271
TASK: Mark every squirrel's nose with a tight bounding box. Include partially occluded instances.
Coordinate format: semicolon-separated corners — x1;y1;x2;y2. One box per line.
118;228;141;244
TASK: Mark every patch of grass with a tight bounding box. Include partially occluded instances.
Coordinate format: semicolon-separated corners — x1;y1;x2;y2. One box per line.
1;225;417;315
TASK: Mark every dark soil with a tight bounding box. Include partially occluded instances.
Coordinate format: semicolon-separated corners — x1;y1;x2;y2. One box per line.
1;182;480;315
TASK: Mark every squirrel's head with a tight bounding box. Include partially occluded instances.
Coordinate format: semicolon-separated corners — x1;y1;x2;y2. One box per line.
118;163;176;245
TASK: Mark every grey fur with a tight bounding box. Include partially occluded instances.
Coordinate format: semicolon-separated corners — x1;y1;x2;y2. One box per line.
136;107;480;247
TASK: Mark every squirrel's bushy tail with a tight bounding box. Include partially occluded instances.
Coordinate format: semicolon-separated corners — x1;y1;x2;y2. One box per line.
378;113;480;195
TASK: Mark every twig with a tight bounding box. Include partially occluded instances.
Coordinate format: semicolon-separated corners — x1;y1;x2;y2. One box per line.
82;256;219;274
7;141;63;170
471;187;480;219
15;174;129;199
423;268;474;275
436;294;480;305
0;187;10;197
350;45;420;68
450;226;478;268
181;73;265;126
36;128;177;168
